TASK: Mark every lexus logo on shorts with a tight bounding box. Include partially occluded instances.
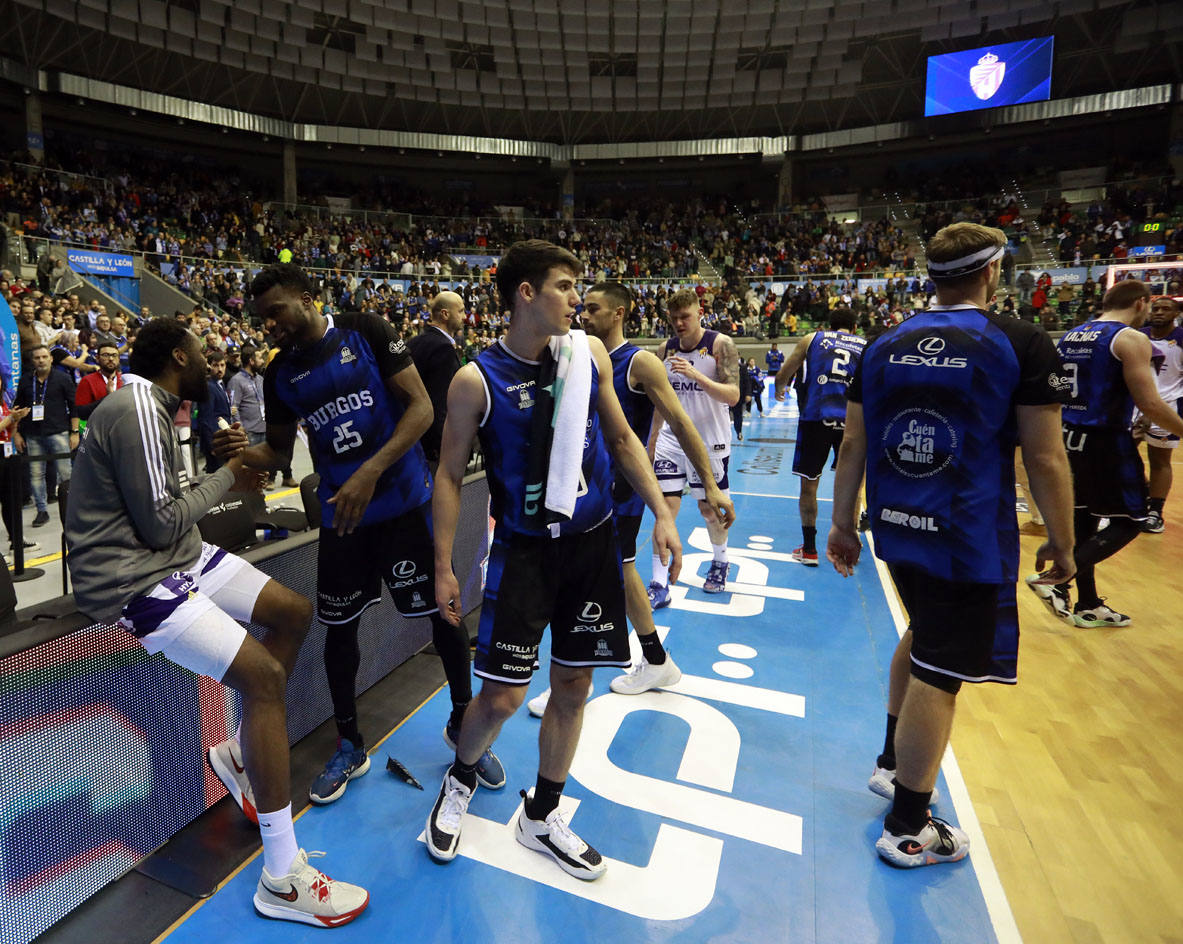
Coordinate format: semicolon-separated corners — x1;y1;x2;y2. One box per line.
917;336;946;356
579;601;602;622
393;560;416;579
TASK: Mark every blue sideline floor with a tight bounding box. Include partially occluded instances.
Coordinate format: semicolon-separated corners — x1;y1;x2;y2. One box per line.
158;399;1017;944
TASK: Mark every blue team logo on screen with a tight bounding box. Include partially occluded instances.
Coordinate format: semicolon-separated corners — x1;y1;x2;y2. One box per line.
925;37;1054;116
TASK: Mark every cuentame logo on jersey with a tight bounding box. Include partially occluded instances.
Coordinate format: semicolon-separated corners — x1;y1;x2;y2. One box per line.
882;407;960;479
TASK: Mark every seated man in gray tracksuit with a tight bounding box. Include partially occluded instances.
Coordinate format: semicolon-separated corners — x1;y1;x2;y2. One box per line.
65;317;368;929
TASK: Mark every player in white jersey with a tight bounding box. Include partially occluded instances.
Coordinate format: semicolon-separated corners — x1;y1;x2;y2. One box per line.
649;288;741;604
1135;295;1183;532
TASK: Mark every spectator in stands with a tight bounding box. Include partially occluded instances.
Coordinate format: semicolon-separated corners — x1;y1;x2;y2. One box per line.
13;345;77;527
227;344;266;449
17;300;40;375
74;342;125;422
1016;269;1035;306
1056;282;1076;324
193;350;232;473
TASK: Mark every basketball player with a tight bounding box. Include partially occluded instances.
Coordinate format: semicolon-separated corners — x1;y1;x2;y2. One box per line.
239;264;503;805
827;222;1075;868
773;307;866;565
1135;295;1183;533
1029;280;1183;626
582;281;734;692
68;318;368;926
425;241;681;878
648;288;740;606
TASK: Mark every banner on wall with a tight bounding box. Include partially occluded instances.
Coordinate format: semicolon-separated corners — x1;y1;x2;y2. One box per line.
66;249;135;277
0;296;18;404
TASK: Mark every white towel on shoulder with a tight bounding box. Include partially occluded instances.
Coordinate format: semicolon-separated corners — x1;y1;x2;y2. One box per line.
544;328;592;520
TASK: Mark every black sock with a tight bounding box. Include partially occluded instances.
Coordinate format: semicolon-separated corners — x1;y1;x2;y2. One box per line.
876;714;898;770
335;715;362;750
1149;497;1165;514
526;775;565;820
449;758;478;792
431;613;474;707
887;782;932;835
638;632;667;665
449;699;470;732
1075;565;1099;609
802;525;817;553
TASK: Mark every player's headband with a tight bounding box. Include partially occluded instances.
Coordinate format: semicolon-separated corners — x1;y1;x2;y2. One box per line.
927;244;1005;279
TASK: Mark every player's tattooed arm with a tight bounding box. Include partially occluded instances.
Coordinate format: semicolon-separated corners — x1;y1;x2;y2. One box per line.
712;335;742;407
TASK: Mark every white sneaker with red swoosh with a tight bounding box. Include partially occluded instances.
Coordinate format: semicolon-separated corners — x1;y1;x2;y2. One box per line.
876;816;969;868
207;738;258;825
254;849;369;927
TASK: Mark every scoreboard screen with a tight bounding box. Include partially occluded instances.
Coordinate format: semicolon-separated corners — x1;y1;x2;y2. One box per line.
925;37;1054;117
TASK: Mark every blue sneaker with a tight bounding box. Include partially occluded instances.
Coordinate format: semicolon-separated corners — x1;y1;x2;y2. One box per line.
309;738;371;804
647;581;671;610
703;561;729;593
443;720;506;790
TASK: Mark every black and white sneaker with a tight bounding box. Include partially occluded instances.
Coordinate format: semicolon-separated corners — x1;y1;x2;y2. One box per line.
1140;511;1164;534
876;816;969;868
1025;573;1073;622
425;773;472;862
515;790;607;880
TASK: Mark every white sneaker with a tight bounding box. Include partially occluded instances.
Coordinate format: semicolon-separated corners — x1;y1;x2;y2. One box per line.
867;765;940;805
425;773;473;862
1073;601;1130;628
609;653;682;695
207;738;258;824
527;680;594;718
253;849;369;927
876;817;969;868
1024;573;1073;622
515;791;607;880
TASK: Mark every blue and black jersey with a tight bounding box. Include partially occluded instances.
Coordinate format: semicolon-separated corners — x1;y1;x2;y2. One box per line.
609;342;655;517
800;330;867;424
475;339;614;537
1056;319;1135;430
264;313;432;528
849;306;1065;584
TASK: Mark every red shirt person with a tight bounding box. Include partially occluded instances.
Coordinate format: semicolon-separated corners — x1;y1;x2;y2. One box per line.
74;343;124;420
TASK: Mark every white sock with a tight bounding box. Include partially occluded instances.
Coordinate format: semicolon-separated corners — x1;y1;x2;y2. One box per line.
259;804;298;878
712;543;728;564
651;553;668;587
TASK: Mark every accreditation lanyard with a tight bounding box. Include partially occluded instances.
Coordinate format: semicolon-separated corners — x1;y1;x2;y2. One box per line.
31;376;47;422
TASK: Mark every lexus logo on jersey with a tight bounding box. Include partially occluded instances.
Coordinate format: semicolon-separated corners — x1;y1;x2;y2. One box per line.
969;52;1005;101
917;336;946;355
579;601;603;622
393;560;416;579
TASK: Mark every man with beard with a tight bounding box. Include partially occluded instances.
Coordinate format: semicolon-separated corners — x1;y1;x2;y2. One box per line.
65;318;368;927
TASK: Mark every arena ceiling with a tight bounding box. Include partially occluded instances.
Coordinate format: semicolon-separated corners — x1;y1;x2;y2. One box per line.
0;0;1180;145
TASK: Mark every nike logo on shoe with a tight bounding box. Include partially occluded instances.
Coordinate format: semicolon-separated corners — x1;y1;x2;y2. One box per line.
269;885;299;902
232;754;245;774
901;841;924;855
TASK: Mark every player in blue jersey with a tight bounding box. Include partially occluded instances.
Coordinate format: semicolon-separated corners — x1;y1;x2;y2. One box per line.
227;264;502;806
581;281;734;692
1029;280;1183;626
827;222;1076;868
1135;295;1183;533
425;241;682;879
773;307;866;566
